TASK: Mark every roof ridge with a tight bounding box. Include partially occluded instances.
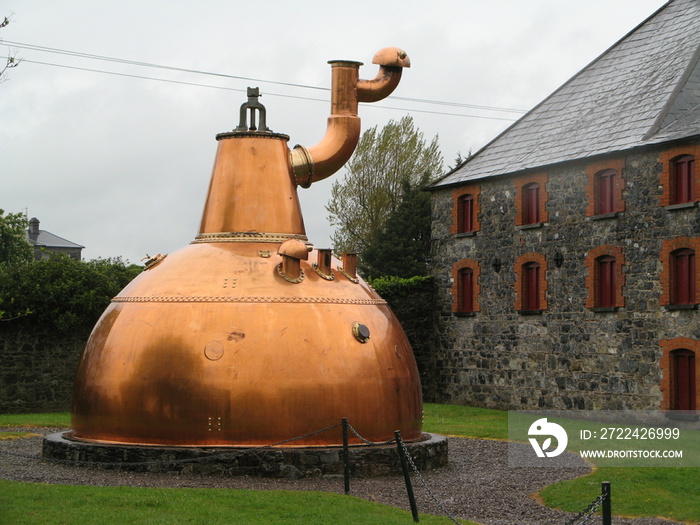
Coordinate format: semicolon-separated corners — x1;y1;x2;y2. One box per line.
644;41;700;140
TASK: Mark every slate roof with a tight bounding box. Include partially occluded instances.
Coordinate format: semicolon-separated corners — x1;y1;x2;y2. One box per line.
433;0;700;188
26;229;85;250
26;218;84;250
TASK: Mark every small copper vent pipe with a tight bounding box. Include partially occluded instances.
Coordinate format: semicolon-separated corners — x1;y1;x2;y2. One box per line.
317;248;333;276
291;47;410;188
341;253;358;280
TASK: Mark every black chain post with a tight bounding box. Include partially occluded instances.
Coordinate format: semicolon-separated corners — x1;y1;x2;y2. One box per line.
342;417;350;495
602;481;611;525
395;430;419;523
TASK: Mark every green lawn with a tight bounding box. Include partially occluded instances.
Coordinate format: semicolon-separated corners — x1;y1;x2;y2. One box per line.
0;481;473;525
2;405;699;523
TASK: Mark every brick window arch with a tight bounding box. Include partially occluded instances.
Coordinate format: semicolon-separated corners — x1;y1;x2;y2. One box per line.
585;158;625;217
452;259;481;314
660;338;700;411
515;252;548;313
451;185;481;234
660;237;700;308
585;245;625;309
660;146;700;206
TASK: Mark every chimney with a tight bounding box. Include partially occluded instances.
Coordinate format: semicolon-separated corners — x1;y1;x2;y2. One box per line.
28;217;40;240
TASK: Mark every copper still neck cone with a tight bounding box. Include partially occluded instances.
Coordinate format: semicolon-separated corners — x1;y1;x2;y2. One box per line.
198;88;306;238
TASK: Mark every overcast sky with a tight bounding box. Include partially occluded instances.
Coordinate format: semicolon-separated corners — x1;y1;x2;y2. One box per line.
1;0;668;264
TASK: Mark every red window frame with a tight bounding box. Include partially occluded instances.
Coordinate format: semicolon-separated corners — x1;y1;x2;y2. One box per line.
457;194;474;233
523;183;540;224
673;155;695;204
595;169;616;215
672;349;696;410
596;255;616;308
457;267;474;313
522;262;540;311
671;248;696;305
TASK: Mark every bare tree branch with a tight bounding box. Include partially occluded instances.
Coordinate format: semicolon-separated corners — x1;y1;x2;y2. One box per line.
0;14;20;83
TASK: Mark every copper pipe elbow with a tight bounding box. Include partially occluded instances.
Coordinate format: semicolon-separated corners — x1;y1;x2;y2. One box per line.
357;48;411;103
291;48;409;187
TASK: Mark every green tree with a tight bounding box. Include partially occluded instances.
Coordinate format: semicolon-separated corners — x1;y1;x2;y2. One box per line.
361;172;432;278
326;115;443;255
0;209;32;266
0;254;142;332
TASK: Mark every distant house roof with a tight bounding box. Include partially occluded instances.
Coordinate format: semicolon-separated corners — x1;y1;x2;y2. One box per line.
25;218;84;250
432;0;700;188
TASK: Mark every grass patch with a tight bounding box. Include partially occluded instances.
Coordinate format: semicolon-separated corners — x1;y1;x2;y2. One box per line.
540;468;700;523
0;432;40;441
422;402;508;439
0;412;70;427
0;480;476;525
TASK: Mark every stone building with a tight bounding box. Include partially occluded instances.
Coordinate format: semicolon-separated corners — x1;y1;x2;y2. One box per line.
428;0;699;412
25;217;84;261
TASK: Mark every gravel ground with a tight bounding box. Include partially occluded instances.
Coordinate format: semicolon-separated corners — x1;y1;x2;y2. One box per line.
0;427;684;525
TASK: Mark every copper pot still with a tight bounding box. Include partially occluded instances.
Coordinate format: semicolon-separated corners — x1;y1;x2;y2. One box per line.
71;48;422;447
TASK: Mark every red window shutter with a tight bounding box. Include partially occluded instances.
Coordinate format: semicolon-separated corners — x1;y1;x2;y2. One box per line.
673;350;696;410
673;156;695;204
596;256;616;308
523;183;540;224
458;195;473;233
673;249;696;305
458;268;473;312
523;262;540;310
595;170;615;214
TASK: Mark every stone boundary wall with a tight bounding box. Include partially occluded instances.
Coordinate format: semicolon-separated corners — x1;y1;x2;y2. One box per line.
0;326;88;413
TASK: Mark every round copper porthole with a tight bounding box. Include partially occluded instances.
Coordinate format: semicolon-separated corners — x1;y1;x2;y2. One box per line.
352;322;370;343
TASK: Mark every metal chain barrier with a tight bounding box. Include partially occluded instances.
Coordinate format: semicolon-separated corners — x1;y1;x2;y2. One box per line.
397;433;462;525
345;420;396;446
563;492;606;525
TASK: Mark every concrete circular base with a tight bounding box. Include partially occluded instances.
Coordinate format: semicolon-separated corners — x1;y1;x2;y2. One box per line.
43;432;448;478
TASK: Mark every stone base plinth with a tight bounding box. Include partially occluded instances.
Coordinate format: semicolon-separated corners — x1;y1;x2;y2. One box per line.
42;432;448;478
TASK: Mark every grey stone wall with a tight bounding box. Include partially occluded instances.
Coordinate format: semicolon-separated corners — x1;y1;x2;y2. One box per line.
0;326;88;413
429;144;700;410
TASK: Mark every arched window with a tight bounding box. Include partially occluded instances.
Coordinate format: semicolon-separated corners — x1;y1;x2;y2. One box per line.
671;248;696;305
671;349;696;410
595;255;616;308
522;183;540;224
595;169;616;215
457;194;474;233
457;267;474;313
522;262;540;311
673;155;695;204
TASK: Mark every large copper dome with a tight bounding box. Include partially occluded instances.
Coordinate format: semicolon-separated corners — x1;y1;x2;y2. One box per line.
71;49;422;447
